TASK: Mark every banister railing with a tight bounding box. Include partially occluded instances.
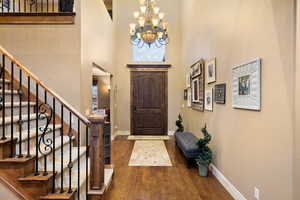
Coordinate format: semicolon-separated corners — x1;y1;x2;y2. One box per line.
0;45;107;199
0;0;75;14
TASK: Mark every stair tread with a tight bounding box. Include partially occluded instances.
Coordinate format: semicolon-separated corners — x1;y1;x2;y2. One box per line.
0;113;46;125
15;124;62;143
40;189;76;200
4;101;36;107
52;147;87;176
18;171;55;182
0;89;19;94
0;79;11;83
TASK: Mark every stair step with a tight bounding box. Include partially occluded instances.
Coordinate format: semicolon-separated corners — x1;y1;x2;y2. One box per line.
0;79;11;90
0;90;20;102
18;171;55;182
40;189;77;200
0;113;45;126
3;102;37;117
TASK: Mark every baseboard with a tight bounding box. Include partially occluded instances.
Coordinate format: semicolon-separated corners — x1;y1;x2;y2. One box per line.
168;130;175;136
115;130;130;136
210;164;247;200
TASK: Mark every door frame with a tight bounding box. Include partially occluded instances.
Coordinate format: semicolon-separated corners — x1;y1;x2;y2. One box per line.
128;64;171;136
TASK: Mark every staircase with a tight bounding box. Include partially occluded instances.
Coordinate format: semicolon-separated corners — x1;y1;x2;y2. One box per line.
0;46;112;200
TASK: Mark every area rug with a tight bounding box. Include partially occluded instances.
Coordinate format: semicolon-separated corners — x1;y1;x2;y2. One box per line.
129;140;172;166
127;135;170;140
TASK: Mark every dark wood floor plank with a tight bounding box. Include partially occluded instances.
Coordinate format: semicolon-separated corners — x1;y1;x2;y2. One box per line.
105;136;233;200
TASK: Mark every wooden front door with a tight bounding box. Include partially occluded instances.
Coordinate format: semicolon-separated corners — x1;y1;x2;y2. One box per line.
131;71;168;135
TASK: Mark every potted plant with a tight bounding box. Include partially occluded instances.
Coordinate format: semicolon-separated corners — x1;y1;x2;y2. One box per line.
175;114;184;132
195;125;212;177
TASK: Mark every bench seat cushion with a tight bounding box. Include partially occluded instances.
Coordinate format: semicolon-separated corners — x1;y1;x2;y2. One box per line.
175;132;200;159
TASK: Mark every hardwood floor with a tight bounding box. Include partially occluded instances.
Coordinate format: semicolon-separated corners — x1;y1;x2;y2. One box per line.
104;136;234;200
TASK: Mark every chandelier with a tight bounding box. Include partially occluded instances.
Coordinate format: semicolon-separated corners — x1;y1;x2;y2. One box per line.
129;0;169;48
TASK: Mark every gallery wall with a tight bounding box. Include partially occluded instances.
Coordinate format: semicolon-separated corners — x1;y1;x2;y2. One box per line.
181;0;294;199
113;0;183;133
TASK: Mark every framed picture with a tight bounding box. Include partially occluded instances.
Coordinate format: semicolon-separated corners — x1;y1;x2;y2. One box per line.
192;78;200;102
191;62;202;78
206;58;216;84
186;72;191;88
232;58;261;110
184;89;188;100
215;83;226;104
190;59;205;111
187;88;192;107
205;88;213;111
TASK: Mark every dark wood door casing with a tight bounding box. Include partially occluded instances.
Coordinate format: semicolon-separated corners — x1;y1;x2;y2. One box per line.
131;71;168;135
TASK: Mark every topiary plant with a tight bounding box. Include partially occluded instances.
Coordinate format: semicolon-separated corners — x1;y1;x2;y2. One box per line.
175;114;184;132
196;125;212;167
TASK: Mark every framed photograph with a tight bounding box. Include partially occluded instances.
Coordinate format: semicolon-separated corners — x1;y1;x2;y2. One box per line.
192;78;200;102
215;83;226;104
232;58;261;110
206;58;216;84
205;88;213;111
184;89;188;100
187;88;192;107
186;72;191;88
191;62;202;78
190;59;205;111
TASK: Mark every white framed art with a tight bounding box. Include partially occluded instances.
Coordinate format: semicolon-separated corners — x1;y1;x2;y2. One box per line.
206;58;216;84
186;72;191;88
232;58;261;111
187;88;192;107
192;78;200;103
205;88;213;111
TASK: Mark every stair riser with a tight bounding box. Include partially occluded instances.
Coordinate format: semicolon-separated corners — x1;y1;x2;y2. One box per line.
38;139;73;172
55;151;87;189
16;128;61;157
0;118;47;137
0;82;11;90
4;106;35;117
2;94;20;102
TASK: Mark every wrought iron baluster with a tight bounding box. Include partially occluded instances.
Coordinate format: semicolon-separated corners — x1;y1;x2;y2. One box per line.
18;0;20;12
46;0;48;12
52;0;54;12
68;112;72;193
1;55;6;140
37;102;53;176
26;76;31;158
85;126;89;200
17;69;23;158
10;62;14;157
60;105;64;193
41;0;43;12
24;0;26;13
52;97;56;193
77;119;80;200
13;0;15;12
35;83;39;175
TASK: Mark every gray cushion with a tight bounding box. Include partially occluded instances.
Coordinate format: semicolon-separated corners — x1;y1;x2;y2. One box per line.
175;132;200;158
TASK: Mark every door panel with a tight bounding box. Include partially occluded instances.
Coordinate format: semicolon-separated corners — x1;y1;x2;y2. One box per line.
131;71;167;135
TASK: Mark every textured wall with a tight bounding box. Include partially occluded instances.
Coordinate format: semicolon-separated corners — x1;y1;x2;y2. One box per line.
113;0;184;132
181;0;294;199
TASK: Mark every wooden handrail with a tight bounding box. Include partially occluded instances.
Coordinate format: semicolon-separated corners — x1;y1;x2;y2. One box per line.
0;45;91;126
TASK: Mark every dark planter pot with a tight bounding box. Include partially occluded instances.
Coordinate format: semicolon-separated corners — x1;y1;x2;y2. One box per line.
197;163;209;177
59;0;74;12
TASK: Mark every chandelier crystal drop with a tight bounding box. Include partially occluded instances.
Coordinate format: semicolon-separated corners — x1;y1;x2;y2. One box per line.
129;0;169;48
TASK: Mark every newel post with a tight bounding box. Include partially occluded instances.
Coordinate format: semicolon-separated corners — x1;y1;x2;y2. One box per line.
88;114;106;190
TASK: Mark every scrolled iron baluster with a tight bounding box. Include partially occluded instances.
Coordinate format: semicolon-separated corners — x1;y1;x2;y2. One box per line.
37;103;53;155
37;103;53;176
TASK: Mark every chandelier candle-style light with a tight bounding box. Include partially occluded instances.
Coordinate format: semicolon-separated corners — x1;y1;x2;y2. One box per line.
129;0;169;48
